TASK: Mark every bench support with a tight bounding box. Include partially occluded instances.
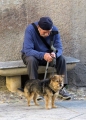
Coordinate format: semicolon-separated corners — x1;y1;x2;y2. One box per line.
6;76;21;92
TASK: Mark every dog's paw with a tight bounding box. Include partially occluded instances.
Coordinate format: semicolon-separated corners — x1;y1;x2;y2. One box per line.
45;106;51;110
45;107;50;110
35;103;39;106
52;105;57;108
28;104;31;106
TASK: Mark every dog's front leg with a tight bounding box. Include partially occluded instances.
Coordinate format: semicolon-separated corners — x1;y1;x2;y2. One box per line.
52;94;57;108
44;95;51;109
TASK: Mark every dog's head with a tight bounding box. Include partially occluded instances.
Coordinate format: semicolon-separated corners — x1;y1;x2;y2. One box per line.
49;75;64;92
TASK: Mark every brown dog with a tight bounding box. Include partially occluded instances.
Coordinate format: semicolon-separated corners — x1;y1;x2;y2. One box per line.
19;75;64;109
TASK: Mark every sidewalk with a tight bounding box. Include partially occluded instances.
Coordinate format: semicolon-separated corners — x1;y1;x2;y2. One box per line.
0;86;86;120
0;100;86;120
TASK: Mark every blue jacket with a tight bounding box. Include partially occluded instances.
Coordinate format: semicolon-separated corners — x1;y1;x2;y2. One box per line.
21;22;63;60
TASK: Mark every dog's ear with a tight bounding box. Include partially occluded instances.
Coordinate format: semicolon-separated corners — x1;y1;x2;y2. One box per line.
50;75;55;79
50;75;65;81
50;75;59;81
61;75;65;78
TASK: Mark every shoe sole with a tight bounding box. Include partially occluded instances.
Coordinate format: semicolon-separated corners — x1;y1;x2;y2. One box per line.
58;94;71;100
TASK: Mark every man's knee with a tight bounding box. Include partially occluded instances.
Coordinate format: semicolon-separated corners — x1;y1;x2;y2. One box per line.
56;55;66;64
26;56;38;64
58;55;65;59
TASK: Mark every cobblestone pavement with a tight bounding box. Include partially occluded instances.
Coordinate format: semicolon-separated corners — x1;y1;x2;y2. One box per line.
0;86;86;120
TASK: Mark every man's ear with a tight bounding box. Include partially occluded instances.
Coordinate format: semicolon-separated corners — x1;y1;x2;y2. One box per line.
37;25;40;29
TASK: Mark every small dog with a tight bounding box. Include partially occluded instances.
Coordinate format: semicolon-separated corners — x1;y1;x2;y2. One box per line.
18;75;64;109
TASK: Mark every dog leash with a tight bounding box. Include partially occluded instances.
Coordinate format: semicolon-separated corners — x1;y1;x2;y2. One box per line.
51;60;56;76
44;62;49;80
44;56;57;80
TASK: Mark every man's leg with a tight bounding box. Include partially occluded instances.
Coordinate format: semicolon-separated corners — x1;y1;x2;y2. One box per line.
22;53;47;79
22;54;39;79
26;56;39;79
56;55;71;100
56;55;67;85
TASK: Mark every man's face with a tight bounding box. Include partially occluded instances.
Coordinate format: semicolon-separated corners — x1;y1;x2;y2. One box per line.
38;26;52;37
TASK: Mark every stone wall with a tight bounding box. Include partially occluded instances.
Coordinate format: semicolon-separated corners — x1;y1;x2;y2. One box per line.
0;0;86;86
67;0;86;87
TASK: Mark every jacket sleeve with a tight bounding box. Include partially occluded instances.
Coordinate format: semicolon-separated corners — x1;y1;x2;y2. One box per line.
23;26;45;60
53;26;63;58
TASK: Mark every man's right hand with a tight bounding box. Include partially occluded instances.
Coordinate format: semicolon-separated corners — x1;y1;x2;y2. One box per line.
44;53;53;62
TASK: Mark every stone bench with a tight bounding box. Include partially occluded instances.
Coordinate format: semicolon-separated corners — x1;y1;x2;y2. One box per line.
0;56;80;92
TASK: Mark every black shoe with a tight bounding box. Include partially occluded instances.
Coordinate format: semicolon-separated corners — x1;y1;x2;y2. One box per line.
17;88;24;92
59;88;71;100
37;96;43;101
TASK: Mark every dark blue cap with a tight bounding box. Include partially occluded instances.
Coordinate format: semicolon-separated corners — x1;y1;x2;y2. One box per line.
38;17;53;30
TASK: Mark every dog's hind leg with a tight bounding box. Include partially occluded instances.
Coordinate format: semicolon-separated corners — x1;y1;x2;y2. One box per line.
33;93;39;106
24;87;34;106
27;92;34;106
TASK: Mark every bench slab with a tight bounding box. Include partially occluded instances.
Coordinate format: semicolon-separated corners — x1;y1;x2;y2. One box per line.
0;56;80;69
0;64;76;76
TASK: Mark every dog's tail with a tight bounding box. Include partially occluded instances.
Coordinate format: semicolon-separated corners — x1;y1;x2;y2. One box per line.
17;88;24;96
17;88;24;92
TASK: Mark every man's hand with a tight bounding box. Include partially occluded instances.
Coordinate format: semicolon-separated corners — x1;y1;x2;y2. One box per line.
44;53;53;62
50;52;56;58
